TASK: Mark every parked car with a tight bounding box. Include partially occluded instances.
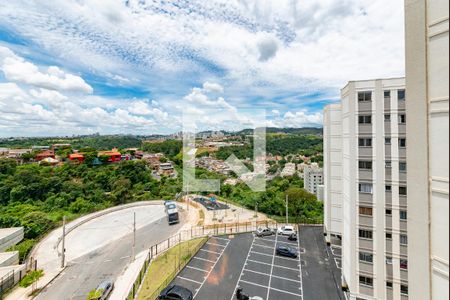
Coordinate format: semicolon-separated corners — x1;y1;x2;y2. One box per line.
277;225;296;236
90;280;114;300
255;227;274;237
288;232;298;241
276;245;298;258
158;285;193;300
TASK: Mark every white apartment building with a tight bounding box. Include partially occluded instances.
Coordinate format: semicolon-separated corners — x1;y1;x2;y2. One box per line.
405;0;449;299
323;104;343;244
303;163;324;199
324;78;408;300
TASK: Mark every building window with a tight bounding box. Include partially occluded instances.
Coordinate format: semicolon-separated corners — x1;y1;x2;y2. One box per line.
385;185;392;192
385;138;391;145
386;232;393;239
359;229;373;239
359;252;374;263
359;138;372;147
400;234;408;245
399;186;407;196
398;114;406;124
399;162;407;172
386;209;392;215
398;90;406;101
359;276;373;287
359;207;373;216
385;161;392;168
401;285;409;295
384;114;391;122
359;183;373;194
386;256;393;264
400;259;408;270
386;281;393;288
399;138;407;148
384;91;391;100
359;161;373;170
358;91;372;102
400;210;407;220
358;115;372;124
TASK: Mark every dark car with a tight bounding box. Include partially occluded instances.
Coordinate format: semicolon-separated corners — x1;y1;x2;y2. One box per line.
158;285;193;300
287;232;297;241
276;245;298;258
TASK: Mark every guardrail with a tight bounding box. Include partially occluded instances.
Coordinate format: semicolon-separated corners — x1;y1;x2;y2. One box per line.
126;219;283;300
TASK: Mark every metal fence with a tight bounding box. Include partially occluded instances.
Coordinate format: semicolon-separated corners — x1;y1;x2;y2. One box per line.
126;219;283;300
0;257;37;299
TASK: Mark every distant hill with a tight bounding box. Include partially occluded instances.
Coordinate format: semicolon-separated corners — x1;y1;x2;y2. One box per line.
234;127;323;136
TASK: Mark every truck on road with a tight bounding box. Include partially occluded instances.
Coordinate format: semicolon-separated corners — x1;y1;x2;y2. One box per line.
165;201;180;225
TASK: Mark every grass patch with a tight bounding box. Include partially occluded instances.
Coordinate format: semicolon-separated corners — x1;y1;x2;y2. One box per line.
137;237;207;300
19;270;44;288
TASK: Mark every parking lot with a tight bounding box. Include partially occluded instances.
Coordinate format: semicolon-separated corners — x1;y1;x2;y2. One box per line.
169;226;343;300
169;230;302;300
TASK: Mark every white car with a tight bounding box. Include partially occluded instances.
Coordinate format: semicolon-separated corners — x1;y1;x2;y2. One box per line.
277;225;296;236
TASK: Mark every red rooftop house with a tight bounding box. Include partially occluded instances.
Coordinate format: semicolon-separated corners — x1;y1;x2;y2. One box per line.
35;150;55;161
98;150;122;163
68;153;85;163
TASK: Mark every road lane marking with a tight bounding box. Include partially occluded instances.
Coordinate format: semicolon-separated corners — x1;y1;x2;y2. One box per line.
266;232;279;300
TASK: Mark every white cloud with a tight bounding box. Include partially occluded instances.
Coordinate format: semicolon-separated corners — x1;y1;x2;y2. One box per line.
256;34;279;62
202;82;224;93
0;46;93;93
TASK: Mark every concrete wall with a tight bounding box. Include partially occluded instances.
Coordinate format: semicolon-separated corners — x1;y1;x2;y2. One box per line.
0;228;24;252
405;0;449;299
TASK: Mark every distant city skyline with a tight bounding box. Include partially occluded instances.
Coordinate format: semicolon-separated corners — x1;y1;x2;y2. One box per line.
0;0;404;136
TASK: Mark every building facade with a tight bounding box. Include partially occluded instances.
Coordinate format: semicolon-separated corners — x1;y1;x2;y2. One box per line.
405;0;449;299
323;104;343;243
303;163;324;199
324;78;408;299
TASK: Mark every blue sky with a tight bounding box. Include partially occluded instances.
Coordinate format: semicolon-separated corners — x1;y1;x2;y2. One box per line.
0;0;405;136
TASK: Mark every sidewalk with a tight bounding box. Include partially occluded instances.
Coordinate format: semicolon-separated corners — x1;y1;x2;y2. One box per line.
5;201;165;300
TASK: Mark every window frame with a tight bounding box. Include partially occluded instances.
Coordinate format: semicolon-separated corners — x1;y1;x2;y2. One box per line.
358;91;372;102
359;161;373;170
398;90;406;101
359;229;373;240
358;115;372;124
359;251;374;264
399;138;407;148
400;234;408;245
359;276;374;287
400;210;408;220
359;183;373;194
359;206;373;216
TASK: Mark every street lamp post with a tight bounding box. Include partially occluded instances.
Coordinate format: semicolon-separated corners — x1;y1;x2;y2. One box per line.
285;194;289;225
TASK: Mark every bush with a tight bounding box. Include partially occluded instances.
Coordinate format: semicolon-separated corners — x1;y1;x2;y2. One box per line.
7;239;37;262
19;270;44;288
21;211;55;239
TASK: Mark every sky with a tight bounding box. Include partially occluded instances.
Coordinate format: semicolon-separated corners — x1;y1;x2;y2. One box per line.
0;0;405;137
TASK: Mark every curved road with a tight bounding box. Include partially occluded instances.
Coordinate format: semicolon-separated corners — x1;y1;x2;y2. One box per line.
36;205;184;300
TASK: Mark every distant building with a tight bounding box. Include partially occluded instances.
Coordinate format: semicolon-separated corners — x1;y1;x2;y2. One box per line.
98;149;122;163
159;162;175;177
68;153;85;163
303;163;323;198
281;163;296;177
35;150;55;161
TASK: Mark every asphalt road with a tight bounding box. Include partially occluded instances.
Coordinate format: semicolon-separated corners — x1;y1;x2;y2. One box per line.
36;214;183;300
299;226;345;300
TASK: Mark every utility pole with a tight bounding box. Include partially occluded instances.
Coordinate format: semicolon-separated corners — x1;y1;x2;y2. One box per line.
285;194;289;224
61;215;66;268
132;212;136;262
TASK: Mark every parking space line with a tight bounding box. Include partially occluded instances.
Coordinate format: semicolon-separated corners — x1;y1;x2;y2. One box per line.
250;250;274;257
272;274;302;284
192;257;216;263
193;238;230;299
252;243;274;249
186;265;209;273
266;232;279;300
243;268;269;277
277;240;299;246
230;235;258;300
274;255;300;262
199;248;221;255
270;286;302;298
206;242;226;248
239;279;269;289
212;236;230;242
255;237;276;243
178;276;203;285
297;225;304;296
